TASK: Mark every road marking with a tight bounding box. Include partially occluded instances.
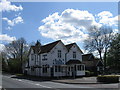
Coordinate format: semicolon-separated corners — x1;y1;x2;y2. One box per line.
18;79;22;81
11;77;52;88
35;83;52;88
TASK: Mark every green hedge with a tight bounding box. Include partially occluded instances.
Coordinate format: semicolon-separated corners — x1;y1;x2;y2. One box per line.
97;75;119;83
85;71;94;76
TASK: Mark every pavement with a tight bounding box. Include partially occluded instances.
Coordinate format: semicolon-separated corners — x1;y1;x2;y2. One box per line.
52;77;120;84
52;77;99;84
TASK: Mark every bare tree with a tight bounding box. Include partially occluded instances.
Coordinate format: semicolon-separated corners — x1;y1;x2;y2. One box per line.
5;37;29;73
84;25;113;72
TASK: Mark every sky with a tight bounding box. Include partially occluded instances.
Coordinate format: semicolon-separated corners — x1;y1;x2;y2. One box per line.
1;0;119;53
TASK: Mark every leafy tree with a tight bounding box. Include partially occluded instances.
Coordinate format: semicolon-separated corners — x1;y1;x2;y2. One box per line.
107;33;120;72
7;58;21;73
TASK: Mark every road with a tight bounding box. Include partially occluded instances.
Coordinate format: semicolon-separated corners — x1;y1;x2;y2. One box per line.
2;74;119;90
2;74;92;89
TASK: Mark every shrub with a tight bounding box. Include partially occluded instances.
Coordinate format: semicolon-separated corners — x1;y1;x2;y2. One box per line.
85;71;94;76
97;75;119;83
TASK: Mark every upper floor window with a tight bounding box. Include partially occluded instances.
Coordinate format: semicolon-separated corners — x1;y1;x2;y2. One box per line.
35;55;36;61
31;54;34;61
73;52;76;59
58;50;61;58
36;55;39;62
42;54;47;61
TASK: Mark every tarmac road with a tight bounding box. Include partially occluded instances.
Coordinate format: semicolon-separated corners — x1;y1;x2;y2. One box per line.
2;74;119;90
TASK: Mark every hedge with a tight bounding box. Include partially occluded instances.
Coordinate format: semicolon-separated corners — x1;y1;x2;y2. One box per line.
97;75;119;83
85;71;94;76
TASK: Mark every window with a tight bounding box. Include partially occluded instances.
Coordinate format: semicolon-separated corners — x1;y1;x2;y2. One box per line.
73;52;76;59
58;50;61;58
78;65;81;71
36;55;39;62
42;65;47;73
55;66;57;72
53;60;54;65
35;55;39;65
55;66;61;72
35;55;36;62
39;55;41;61
31;54;34;61
68;67;71;71
31;66;34;71
42;54;47;61
81;65;84;71
58;66;61;72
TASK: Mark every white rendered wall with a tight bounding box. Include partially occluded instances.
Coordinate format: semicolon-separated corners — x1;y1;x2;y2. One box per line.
66;44;82;62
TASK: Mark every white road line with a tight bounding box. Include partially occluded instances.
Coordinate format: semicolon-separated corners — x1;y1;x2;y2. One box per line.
35;83;52;88
18;79;22;82
12;78;52;88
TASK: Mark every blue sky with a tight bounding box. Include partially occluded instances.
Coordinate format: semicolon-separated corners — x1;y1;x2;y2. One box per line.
1;1;118;53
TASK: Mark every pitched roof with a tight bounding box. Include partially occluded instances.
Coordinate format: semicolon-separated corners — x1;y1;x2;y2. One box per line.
66;60;82;65
96;60;104;66
40;40;61;54
31;40;61;54
82;53;94;61
65;43;75;51
65;43;83;53
82;54;104;67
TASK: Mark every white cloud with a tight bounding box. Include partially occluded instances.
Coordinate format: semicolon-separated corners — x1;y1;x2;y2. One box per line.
0;44;5;52
60;9;97;29
38;9;100;44
97;11;113;18
0;34;16;42
98;11;118;26
0;0;23;12
38;9;119;44
2;16;24;28
6;26;12;30
113;29;119;33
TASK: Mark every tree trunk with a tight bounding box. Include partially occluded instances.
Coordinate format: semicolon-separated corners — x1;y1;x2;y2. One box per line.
20;43;23;73
104;48;107;74
98;50;102;61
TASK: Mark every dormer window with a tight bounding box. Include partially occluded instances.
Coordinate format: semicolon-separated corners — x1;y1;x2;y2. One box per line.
58;50;61;58
73;52;76;59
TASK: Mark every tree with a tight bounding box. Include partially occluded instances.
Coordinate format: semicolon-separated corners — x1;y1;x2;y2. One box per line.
107;33;120;72
5;37;29;73
84;25;113;73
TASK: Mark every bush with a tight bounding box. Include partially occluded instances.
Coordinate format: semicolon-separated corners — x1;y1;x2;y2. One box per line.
8;58;21;73
97;75;119;83
85;71;94;76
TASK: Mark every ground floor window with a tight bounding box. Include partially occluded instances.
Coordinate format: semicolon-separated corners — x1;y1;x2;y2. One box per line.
31;66;35;71
77;65;84;71
55;66;61;72
42;66;47;73
81;65;84;71
77;65;81;71
97;66;103;71
68;67;71;71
